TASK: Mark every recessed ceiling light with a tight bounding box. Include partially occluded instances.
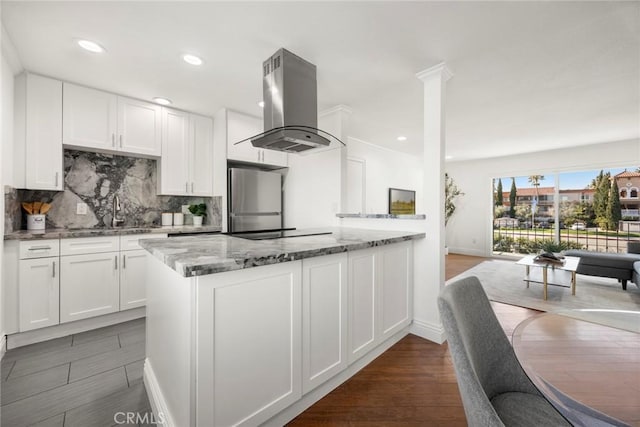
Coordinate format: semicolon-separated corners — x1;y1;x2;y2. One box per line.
153;97;172;106
77;39;105;53
183;54;203;66
258;101;265;108
445;155;453;160
397;136;407;141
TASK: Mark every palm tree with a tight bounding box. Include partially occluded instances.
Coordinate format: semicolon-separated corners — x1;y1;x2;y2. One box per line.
528;175;544;226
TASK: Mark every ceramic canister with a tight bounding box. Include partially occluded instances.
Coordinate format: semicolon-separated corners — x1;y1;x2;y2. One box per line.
161;213;173;226
27;214;46;230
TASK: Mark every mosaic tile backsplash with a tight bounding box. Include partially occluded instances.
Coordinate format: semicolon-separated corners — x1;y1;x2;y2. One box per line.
5;150;221;232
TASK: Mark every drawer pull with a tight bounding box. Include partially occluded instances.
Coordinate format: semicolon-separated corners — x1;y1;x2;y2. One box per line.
123;254;126;269
114;255;118;270
52;261;56;278
28;246;52;251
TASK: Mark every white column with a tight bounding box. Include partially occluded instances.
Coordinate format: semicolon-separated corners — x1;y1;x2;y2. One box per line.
318;105;352;218
411;63;452;344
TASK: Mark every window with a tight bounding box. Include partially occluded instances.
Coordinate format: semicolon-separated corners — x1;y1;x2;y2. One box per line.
620;189;628;198
631;188;638;198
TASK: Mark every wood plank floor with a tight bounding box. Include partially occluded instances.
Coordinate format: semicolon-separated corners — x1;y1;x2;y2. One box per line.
0;253;539;426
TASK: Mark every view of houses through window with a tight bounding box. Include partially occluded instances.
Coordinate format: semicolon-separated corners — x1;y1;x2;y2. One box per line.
493;167;639;255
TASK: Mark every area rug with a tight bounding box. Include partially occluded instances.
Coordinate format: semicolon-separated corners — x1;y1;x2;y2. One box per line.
447;259;640;313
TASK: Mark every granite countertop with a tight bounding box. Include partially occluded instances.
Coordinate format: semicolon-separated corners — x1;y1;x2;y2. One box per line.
140;227;425;278
4;225;222;241
336;213;426;220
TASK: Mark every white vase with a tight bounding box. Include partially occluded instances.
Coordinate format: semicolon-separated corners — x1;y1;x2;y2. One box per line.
192;216;203;227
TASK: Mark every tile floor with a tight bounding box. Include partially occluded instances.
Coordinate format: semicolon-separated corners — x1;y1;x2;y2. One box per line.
1;318;153;427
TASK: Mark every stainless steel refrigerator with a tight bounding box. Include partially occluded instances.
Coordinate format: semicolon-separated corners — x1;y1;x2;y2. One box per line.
228;167;282;233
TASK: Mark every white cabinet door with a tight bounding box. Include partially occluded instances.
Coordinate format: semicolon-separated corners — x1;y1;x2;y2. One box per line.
198;262;302;427
190;114;214;196
158;111;213;196
117;96;162;157
348;247;379;363
25;74;63;190
159;108;190;195
302;253;348;394
227;110;263;163
227;110;288;167
120;250;147;310
379;241;413;340
60;252;120;323
19;257;59;331
62;82;117;151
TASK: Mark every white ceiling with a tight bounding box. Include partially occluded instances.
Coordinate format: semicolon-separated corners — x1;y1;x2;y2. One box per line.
2;1;639;159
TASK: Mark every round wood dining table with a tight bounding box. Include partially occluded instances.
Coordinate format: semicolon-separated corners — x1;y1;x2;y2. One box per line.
512;310;640;427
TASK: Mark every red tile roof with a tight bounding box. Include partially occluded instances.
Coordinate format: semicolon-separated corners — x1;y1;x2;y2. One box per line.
615;171;640;178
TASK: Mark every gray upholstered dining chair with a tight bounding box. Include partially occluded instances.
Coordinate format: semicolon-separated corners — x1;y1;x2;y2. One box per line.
438;276;571;427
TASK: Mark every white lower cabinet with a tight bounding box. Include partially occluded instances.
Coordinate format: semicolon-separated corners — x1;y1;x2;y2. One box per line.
302;252;348;394
60;252;120;323
19;257;59;331
348;247;378;363
147;241;415;427
379;241;413;340
348;241;413;364
199;261;302;427
119;249;148;310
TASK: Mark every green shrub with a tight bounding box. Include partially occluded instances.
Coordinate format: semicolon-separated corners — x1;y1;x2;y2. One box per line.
495;237;584;254
493;236;514;252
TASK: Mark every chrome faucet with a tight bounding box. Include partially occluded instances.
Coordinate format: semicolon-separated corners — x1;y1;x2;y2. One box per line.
112;195;125;227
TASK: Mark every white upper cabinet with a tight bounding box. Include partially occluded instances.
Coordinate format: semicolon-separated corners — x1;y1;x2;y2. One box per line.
63;83;161;157
190;114;214;196
226;110;287;168
117;96;162;156
158;108;213;196
15;73;64;191
159;108;190;195
62;83;117;151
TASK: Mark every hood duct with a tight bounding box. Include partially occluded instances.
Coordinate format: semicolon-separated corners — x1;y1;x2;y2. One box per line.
248;48;341;154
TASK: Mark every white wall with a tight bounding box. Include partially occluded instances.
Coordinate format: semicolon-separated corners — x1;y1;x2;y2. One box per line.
1;21;21;356
446;138;640;256
346;137;423;214
0;15;5;359
283;148;342;229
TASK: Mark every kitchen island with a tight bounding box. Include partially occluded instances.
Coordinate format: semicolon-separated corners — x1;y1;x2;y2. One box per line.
140;227;424;427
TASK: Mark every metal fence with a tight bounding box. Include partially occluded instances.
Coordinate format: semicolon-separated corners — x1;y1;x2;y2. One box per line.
493;221;640;255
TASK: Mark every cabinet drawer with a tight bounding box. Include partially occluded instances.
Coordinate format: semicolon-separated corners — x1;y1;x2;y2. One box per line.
19;239;60;259
120;233;168;251
61;236;119;256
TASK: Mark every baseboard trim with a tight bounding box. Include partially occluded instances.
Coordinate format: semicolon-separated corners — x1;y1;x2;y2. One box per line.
144;359;174;427
7;308;145;349
0;333;6;360
448;247;487;257
410;319;445;344
263;327;410;426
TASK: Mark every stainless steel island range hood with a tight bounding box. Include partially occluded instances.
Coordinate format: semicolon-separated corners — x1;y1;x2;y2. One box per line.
249;48;336;154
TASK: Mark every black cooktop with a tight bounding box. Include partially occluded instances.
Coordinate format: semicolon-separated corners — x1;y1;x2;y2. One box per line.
229;229;333;240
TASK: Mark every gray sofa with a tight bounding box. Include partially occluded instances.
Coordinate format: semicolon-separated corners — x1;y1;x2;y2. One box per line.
564;249;640;291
